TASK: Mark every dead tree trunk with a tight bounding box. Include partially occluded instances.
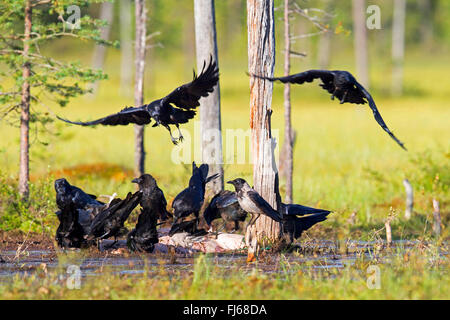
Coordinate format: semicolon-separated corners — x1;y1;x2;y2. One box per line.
392;0;406;96
282;0;293;204
247;0;282;260
120;0;133;96
432;198;441;237
19;0;32;199
403;178;413;220
194;0;224;196
134;0;147;177
352;0;370;88
90;1;114;95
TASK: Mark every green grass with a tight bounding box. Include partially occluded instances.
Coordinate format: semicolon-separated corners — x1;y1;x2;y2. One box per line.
0;244;448;299
0;48;449;299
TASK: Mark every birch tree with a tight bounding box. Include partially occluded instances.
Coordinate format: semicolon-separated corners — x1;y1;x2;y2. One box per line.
194;0;224;196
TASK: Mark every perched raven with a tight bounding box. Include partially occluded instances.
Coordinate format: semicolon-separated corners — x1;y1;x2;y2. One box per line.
251;70;406;150
127;174;169;252
226;178;331;241
203;190;247;233
55;201;86;248
54;178;104;247
227;178;282;234
132;174;171;222
172;162;220;226
58;58;219;145
87;191;142;245
280;203;331;242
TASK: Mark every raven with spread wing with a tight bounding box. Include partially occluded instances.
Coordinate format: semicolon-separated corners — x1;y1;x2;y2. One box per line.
87;191;142;246
251;70;406;150
203;190;247;233
58;58;219;145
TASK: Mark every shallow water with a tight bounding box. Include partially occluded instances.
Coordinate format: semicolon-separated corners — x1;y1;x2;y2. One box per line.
0;240;447;282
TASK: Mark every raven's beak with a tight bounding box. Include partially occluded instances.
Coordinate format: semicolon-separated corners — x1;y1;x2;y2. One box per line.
227;180;234;185
131;178;139;184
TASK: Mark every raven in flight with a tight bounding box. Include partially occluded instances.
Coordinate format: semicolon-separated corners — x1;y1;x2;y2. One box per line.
171;162;219;227
251;70;406;150
203;190;247;233
58;58;219;145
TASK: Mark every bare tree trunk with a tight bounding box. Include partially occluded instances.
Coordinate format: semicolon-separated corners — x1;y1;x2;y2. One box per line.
247;0;281;261
282;0;293;204
120;0;133;96
134;0;147;177
194;0;224;196
90;1;114;95
392;0;406;96
403;178;413;220
19;0;32;199
432;198;441;237
317;0;333;69
352;0;370;88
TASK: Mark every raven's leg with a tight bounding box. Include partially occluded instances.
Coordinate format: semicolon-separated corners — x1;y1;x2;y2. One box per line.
232;220;239;233
175;124;184;142
340;90;348;104
245;213;259;234
164;125;179;145
212;222;226;239
331;89;337;100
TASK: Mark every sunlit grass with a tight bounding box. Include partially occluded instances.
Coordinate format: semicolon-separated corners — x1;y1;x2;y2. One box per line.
0;244;448;300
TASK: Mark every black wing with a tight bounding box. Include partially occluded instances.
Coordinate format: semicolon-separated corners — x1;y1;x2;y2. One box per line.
57;107;151;127
283;212;330;239
251;69;334;86
282;203;331;216
354;82;407;150
161;57;219;110
247;191;282;222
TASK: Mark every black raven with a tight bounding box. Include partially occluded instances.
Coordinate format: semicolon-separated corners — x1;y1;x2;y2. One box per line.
58;58;219;145
171;162;219;226
54;178;104;247
127;174;169;252
132;174;171;222
168;220;208;237
251;70;406;150
227;178;282;234
86;191;142;245
55;201;86;248
280;203;331;242
203;190;247;233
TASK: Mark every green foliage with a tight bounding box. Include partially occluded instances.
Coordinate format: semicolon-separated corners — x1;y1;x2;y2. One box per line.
0;171;57;234
0;0;114;131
